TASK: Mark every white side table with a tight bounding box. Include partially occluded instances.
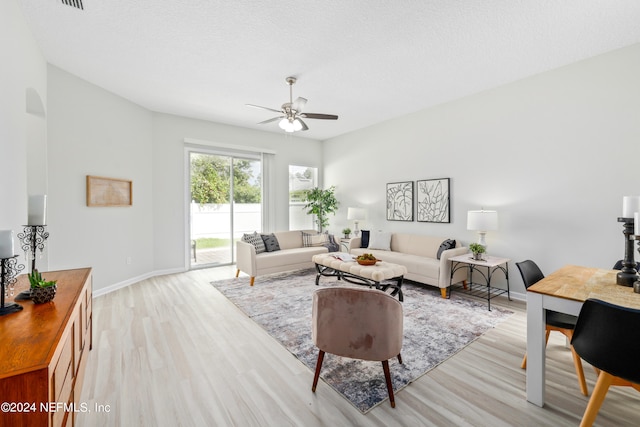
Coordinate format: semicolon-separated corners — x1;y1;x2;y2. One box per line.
340;237;355;252
448;254;511;311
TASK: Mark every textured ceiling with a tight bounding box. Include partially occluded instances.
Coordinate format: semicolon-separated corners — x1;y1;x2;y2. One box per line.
17;0;640;140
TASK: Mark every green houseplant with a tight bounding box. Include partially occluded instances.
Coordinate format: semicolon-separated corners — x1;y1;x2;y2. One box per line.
342;228;351;238
28;269;57;304
302;186;339;232
469;243;486;260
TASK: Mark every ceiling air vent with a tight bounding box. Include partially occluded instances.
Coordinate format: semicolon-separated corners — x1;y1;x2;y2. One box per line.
61;0;83;10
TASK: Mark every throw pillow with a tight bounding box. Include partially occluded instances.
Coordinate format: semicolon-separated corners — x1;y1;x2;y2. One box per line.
260;233;281;252
437;239;456;259
360;230;370;248
302;231;329;247
368;231;392;251
242;231;266;254
323;234;340;252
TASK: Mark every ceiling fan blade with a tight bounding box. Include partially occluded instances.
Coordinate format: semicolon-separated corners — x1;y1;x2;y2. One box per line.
257;116;284;125
296;118;309;131
292;97;307;113
299;113;338;120
246;104;283;114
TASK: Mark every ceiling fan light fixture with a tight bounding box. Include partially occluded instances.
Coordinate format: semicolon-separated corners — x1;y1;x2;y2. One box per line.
292;118;303;131
279;118;295;132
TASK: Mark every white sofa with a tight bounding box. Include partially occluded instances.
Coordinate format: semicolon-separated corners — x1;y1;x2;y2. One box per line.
236;230;329;286
349;233;468;298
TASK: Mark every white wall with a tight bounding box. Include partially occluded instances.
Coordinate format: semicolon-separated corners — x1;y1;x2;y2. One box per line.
47;65;155;291
323;43;640;294
151;113;323;271
0;0;47;267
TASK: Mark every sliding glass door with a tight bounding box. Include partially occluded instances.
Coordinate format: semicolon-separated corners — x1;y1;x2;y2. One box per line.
189;151;261;268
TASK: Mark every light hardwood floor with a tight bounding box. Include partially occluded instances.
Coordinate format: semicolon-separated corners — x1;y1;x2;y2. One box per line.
77;266;639;426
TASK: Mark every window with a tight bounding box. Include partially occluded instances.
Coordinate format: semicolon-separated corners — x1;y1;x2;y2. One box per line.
289;165;317;230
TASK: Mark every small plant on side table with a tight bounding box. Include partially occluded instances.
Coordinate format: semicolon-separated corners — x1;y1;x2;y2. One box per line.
469;243;486;261
28;269;57;304
342;228;351;238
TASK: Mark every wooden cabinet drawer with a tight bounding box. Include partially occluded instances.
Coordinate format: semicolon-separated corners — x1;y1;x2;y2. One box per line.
53;331;73;401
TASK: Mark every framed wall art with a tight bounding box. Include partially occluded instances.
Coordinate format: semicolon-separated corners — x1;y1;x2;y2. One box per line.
417;178;450;223
86;175;132;207
386;181;414;221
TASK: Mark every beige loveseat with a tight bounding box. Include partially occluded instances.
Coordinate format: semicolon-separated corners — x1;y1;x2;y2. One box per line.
236;230;329;286
349;233;468;298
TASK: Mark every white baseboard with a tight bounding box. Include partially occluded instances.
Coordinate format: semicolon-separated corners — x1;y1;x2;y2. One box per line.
93;267;185;298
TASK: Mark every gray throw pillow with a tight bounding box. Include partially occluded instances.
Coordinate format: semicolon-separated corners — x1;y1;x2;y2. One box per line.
261;233;281;252
242;232;266;253
437;239;456;259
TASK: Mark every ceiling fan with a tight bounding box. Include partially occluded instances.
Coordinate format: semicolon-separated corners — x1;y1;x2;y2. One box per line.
246;76;338;132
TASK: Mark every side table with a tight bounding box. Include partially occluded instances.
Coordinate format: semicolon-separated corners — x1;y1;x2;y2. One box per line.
449;254;511;311
340;237;355;252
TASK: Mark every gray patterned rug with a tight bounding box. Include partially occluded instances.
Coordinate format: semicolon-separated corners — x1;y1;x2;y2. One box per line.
211;269;513;413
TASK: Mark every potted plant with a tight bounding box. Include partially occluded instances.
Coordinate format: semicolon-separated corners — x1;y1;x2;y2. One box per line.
28;269;57;304
469;243;486;261
342;228;351;238
302;186;339;232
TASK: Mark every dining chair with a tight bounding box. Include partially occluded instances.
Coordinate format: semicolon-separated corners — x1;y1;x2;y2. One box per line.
516;260;588;395
311;287;403;407
571;299;640;427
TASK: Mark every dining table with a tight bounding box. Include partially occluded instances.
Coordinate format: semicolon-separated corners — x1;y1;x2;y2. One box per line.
525;264;640;407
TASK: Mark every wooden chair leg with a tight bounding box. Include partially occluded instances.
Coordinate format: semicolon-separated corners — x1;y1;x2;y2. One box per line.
579;371;614;427
235;269;240;278
250;276;255;286
312;350;325;392
382;360;396;408
397;353;403;364
570;345;588;396
462;280;468;290
440;288;447;299
521;328;551;369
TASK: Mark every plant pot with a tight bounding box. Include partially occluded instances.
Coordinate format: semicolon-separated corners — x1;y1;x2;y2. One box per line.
31;285;57;304
472;252;484;261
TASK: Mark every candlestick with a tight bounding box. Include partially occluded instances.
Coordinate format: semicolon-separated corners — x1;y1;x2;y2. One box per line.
617;217;639;286
1;256;24;316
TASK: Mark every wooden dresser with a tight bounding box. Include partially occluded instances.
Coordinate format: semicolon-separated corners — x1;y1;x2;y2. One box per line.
0;268;92;427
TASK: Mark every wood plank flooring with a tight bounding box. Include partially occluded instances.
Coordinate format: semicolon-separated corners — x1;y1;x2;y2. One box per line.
76;266;640;426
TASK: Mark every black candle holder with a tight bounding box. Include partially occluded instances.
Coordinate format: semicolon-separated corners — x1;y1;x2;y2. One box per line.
617;218;639;286
15;225;49;301
1;256;25;316
635;236;640;294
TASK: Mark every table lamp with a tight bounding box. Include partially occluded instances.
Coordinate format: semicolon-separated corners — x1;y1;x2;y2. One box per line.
347;207;366;237
467;210;498;247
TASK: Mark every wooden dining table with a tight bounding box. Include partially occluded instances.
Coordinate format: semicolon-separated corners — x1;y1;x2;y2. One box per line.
526;264;640;407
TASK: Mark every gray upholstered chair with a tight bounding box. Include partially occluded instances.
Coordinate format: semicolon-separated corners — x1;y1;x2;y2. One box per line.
311;287;403;407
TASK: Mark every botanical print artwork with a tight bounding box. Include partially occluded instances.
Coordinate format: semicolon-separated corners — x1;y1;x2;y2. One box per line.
386;181;414;221
417;178;450;223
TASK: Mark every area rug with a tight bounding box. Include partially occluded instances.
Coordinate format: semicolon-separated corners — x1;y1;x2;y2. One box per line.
211;269;513;413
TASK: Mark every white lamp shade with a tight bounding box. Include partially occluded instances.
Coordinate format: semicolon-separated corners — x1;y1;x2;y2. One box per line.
347;207;366;221
467;210;498;231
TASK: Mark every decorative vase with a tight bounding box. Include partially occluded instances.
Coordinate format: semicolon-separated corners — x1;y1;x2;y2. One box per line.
31;285;56;304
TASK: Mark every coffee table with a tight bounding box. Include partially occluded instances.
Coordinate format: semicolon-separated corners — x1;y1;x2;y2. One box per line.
312;254;407;301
